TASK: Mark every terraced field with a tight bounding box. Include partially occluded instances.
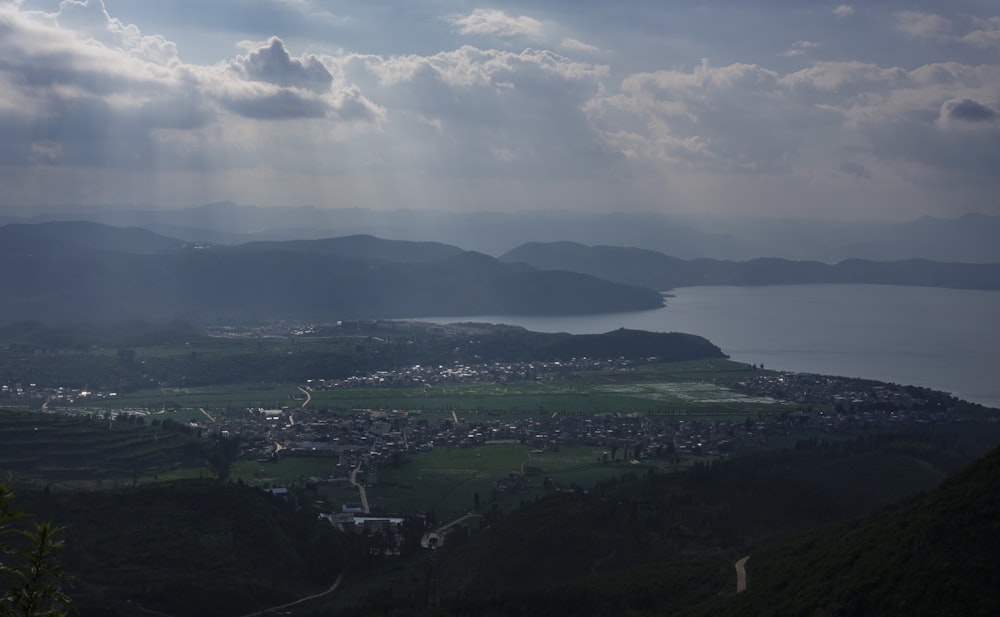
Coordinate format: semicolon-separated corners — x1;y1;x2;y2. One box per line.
0;410;204;486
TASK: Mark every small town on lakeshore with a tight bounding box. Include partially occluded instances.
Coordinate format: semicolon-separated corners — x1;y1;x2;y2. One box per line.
2;353;986;550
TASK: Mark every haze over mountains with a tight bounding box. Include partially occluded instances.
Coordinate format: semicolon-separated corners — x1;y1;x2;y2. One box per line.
500;242;1000;292
0;222;664;324
3;203;1000;263
2;219;998;326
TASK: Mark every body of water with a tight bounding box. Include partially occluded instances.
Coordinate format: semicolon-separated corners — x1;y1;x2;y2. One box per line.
421;284;1000;409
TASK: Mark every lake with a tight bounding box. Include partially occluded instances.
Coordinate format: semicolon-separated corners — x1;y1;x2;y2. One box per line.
420;284;1000;409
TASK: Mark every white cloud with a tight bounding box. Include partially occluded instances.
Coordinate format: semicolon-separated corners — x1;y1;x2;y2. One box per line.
561;38;602;54
961;16;1000;49
0;5;383;172
1;0;999;217
334;46;612;176
833;5;854;18
587;56;1000;195
52;0;180;65
446;9;543;40
780;40;820;57
895;11;954;41
894;11;1000;50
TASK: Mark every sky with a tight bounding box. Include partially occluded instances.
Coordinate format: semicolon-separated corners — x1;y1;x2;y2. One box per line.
1;0;998;220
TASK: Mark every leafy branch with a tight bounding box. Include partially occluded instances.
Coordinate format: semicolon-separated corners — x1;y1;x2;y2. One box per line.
0;485;71;617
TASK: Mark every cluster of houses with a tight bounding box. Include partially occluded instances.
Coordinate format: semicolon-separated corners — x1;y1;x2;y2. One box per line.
733;372;957;414
1;383;120;408
307;357;635;390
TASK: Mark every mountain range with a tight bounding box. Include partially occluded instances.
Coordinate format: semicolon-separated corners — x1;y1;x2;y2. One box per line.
500;241;1000;291
0;222;664;324
2;220;998;325
3;202;1000;262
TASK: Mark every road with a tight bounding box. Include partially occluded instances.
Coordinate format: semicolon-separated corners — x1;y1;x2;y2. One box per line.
237;573;343;617
735;555;750;593
298;386;311;408
349;463;370;513
198;407;215;423
420;513;482;548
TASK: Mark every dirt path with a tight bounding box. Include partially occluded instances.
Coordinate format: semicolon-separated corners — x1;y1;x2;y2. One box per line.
298;386;311;408
735;555;750;593
198;407;215;423
237;574;343;617
520;448;533;473
421;513;482;548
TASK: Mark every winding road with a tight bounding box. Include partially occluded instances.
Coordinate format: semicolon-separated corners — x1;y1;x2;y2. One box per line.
298;386;311;408
420;513;482;548
735;555;750;593
237;574;344;617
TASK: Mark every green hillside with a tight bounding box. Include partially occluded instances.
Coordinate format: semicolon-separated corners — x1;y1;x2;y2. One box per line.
321;429;998;617
691;441;1000;617
18;481;357;617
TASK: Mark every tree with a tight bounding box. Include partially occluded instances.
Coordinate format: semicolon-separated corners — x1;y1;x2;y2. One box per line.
0;484;71;617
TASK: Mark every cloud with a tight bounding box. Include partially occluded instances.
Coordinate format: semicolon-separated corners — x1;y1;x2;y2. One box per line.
229;36;333;92
961;16;1000;49
54;0;180;65
446;9;543;40
587;56;1000;192
780;40;820;57
0;5;382;171
337;46;612;175
587;59;818;172
839;160;871;178
895;11;953;41
561;38;602;54
2;0;1000;216
895;11;1000;50
939;98;998;124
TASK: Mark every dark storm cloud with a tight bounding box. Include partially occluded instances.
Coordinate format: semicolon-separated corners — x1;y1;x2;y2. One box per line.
941;98;998;122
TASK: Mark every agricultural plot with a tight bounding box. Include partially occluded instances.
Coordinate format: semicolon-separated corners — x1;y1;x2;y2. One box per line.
97;384;303;412
306;368;791;417
0;409;203;487
371;444;668;519
231;457;338;487
596;382;779;405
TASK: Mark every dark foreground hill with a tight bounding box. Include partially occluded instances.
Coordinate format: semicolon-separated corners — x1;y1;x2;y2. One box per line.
328;427;1000;617
690;437;1000;617
19;481;363;617
0;223;664;324
501;241;1000;290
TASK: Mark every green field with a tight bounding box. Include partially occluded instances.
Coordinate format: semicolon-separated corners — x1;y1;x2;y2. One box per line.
0;409;206;487
91;383;306;411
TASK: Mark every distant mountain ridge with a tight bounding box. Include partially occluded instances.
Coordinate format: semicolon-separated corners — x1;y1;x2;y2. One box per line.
500;241;1000;291
0;222;664;324
3;202;999;262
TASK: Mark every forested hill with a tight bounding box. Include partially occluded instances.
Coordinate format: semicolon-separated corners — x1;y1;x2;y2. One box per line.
0;223;664;324
691;441;1000;617
500;241;1000;290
